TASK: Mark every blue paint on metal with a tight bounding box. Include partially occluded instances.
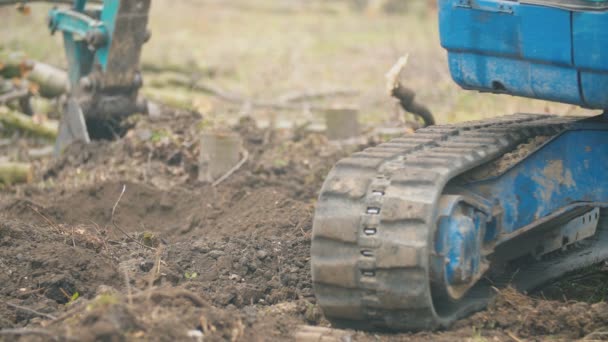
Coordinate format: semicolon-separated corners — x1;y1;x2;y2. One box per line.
437;125;608;288
48;0;121;86
73;0;86;11
435;197;486;287
61;31;94;87
439;0;608;109
48;8;103;38
465;126;608;241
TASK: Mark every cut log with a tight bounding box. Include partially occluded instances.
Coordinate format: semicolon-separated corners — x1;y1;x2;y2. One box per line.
323;106;360;140
0;106;58;140
199;130;243;183
0;162;33;186
0;51;32;78
141;88;196;111
145;72;193;89
27;62;68;98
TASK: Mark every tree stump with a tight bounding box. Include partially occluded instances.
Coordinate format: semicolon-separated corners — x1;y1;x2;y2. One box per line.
199;130;242;183
323;106;360;141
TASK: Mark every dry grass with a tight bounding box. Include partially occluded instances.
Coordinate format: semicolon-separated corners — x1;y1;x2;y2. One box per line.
0;0;599;126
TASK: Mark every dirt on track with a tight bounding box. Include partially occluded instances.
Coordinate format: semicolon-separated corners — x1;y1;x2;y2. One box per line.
1;108;607;341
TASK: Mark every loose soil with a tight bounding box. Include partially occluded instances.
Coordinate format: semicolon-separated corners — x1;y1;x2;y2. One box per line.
1;108;607;341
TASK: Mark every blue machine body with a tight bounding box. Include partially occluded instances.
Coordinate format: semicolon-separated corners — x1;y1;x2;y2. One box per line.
434;120;608;290
439;0;608;109
435;0;608;290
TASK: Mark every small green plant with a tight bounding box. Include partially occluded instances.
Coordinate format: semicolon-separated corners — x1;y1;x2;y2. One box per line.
471;326;487;342
150;129;172;143
86;293;120;311
142;232;159;247
273;159;288;168
184;271;198;280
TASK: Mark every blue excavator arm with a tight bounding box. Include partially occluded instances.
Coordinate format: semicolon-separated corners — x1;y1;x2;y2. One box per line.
45;0;150;152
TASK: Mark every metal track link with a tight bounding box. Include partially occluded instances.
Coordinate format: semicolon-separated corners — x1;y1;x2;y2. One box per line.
311;114;585;330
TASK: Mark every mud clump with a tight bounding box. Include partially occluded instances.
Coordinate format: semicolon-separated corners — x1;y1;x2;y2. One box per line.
466;135;550;180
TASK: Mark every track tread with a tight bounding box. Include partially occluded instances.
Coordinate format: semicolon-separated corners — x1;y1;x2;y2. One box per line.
312;114;579;330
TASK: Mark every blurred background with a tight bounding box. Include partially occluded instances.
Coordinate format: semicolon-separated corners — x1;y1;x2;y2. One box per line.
0;0;597;129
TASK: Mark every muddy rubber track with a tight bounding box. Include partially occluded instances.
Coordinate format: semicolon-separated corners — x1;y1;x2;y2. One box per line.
311;114;590;331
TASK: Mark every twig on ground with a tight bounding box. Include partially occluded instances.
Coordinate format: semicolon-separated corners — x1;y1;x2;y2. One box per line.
506;331;523;342
212;149;249;187
122;267;133;306
89;220;110;254
110;184;155;250
28;204;61;234
5;302;57;320
59;288;71;302
70;226;76;248
277;88;358;103
174;78;346;112
0;88;29;105
0;328;57;340
583;330;608;341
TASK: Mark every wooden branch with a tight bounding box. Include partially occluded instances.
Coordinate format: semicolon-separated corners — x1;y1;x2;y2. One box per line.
277;88;359;103
110;184;156;251
0;162;33;185
27;62;68;98
0;106;58;140
141;88;196;111
0;51;32;78
190;81;335;111
6;302;57;320
0;88;29;105
0;328;57;340
142;62;229;78
146;72;350;111
386;55;435;126
212;149;249;187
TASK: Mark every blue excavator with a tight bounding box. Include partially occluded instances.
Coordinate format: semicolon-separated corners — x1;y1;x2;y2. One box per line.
3;0;608;332
1;0;151;153
311;0;608;331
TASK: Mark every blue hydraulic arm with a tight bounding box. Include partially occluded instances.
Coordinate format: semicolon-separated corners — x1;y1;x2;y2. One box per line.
46;0;150;150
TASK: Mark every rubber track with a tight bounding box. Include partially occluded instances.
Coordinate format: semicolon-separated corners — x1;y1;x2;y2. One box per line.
311;114;592;331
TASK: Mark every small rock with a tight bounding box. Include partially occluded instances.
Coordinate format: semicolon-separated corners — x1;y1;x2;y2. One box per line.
208;250;224;259
136;128;152;141
256;250;268;260
139;260;155;272
191;241;209;253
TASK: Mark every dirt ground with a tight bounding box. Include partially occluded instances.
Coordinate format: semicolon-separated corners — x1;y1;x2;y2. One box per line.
1;1;608;341
0;105;607;342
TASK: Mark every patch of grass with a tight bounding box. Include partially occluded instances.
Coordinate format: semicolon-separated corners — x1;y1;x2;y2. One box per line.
86;293;120;311
1;1;599;127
